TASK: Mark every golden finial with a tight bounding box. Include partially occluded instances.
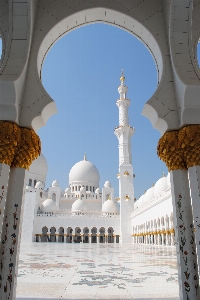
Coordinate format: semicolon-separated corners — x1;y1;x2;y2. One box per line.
120;69;125;82
84;153;87;161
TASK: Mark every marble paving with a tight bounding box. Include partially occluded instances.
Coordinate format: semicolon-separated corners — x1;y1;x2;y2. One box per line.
16;243;179;300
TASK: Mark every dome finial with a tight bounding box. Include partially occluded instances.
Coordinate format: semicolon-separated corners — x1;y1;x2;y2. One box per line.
120;69;125;83
83;153;87;161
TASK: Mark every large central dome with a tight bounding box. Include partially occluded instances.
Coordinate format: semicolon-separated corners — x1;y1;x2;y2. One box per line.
69;158;100;186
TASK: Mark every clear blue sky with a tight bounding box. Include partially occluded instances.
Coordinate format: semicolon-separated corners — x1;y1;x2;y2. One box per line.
1;25;199;198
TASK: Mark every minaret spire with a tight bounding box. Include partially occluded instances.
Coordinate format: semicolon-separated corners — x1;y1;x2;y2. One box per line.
114;71;135;243
114;72;134;165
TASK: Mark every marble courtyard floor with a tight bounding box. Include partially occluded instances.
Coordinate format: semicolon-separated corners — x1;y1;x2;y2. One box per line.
16;243;179;300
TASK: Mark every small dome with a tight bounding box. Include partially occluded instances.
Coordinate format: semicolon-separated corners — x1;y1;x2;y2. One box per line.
65;187;71;193
95;188;100;194
144;187;154;203
52;180;59;187
134;200;139;209
154;176;167;195
104;181;111;188
102;200;117;213
69;159;100;185
29;153;48;179
80;186;86;192
137;195;145;208
41;199;56;213
167;173;170;187
35;181;43;189
71;199;87;213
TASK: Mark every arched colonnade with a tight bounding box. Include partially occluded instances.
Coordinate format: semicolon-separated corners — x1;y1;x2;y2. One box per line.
36;226;118;243
133;213;175;246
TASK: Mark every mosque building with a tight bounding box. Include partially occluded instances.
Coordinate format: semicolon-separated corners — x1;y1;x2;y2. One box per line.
21;74;175;245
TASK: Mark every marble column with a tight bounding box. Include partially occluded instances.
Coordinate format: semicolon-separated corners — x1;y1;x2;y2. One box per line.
171;169;199;300
171;233;175;246
158;233;162;245
0;168;26;300
188;165;200;275
161;234;164;246
0;164;10;241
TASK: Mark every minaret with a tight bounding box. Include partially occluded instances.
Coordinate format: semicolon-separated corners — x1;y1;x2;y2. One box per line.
114;71;134;243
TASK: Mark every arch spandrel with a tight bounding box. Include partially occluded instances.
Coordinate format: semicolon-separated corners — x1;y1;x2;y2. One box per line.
164;1;200;127
20;2;177;135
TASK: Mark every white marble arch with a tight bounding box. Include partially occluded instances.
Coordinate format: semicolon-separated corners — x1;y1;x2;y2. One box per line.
20;5;174;135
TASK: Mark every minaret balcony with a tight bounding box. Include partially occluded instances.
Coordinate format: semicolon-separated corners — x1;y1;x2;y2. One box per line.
116;98;130;107
114;125;134;138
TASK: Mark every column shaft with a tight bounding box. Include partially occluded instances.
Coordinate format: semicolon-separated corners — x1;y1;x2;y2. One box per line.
171;169;199;300
0;164;10;241
0;168;26;300
188;165;200;275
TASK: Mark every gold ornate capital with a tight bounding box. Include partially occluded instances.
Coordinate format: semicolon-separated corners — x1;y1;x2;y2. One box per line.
0;121;21;166
0;121;41;169
12;128;41;169
157;125;200;170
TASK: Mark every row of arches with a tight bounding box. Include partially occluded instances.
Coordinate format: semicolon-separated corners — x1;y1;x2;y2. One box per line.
133;214;175;246
28;179;37;188
36;226;119;243
71;185;98;193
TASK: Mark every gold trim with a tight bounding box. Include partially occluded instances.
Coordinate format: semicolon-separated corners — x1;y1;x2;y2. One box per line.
124;171;129;176
132;229;174;236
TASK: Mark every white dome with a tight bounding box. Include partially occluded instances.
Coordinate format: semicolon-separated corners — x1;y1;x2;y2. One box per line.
52;180;59;187
95;188;100;194
104;181;111;188
154;176;167;196
41;199;56;213
29;153;48;179
80;186;86;192
102;200;117;213
65;187;71;193
134;200;139;209
144;187;154;203
137;195;145;208
71;199;87;213
35;181;43;189
167;173;171;187
69;159;100;185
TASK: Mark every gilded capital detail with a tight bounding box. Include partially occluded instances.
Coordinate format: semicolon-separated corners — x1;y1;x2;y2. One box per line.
157;125;200;171
0;121;41;169
12;127;41;169
0;121;21;166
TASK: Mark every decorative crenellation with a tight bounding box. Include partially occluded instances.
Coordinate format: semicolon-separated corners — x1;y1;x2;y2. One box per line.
0;121;41;169
157;125;200;171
